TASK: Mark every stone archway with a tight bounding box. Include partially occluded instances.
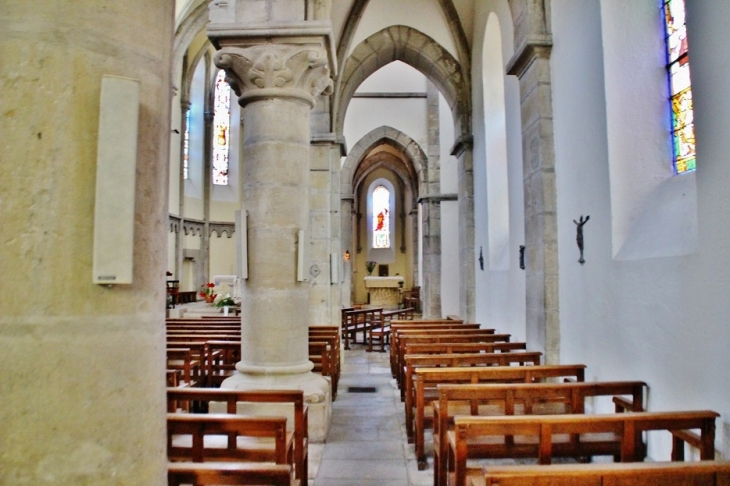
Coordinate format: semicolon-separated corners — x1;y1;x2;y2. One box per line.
335;25;469;138
340;126;430;310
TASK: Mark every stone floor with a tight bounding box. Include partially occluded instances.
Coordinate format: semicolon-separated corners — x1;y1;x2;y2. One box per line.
309;344;434;486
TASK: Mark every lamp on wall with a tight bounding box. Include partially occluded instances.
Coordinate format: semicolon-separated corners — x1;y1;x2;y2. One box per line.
344;250;350;261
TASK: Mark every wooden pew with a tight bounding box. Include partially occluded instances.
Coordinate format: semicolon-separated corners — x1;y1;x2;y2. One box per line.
309;326;341;399
433;380;647;484
447;410;719;486
168;462;295;486
167;413;294;474
392;327;494;384
341;307;383;350
167;348;202;387
396;331;509;394
367;307;416;352
404;352;544;450
405;342;527;356
414;364;587;474
389;320;466;374
206;340;241;387
167;341;215;387
167;388;308;483
472;461;730;486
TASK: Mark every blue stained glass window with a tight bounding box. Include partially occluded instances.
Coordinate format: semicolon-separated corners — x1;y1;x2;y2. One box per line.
212;70;231;185
183;108;190;180
663;0;695;173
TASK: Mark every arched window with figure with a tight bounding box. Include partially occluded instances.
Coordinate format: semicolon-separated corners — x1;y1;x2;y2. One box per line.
212;69;231;185
663;0;695;174
372;185;391;249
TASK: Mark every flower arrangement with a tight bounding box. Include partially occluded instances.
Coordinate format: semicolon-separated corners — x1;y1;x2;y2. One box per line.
199;282;217;303
365;260;377;275
215;293;236;308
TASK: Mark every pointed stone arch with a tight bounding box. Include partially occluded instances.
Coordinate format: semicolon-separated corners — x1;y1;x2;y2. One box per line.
335;25;470;139
341;126;427;202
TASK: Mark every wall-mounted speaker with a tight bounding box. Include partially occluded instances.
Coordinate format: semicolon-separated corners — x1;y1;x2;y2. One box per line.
93;75;140;285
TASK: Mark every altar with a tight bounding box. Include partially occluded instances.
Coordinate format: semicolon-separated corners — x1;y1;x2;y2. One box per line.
364;276;405;309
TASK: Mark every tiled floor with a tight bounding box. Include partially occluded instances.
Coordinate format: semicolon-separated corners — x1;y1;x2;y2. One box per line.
310;344;434;486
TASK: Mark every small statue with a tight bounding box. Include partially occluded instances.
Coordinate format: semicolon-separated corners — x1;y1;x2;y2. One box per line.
573;215;590;265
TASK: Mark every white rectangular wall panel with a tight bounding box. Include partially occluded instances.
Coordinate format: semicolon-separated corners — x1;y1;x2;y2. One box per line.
235;209;248;279
93;75;140;285
330;252;339;283
297;230;307;282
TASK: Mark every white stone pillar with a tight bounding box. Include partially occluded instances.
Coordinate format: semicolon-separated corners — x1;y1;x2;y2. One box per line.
212;41;334;440
0;1;173;484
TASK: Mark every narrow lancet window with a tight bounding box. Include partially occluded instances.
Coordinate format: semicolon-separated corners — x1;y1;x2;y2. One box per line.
183;108;190;180
372;185;391;249
663;0;695;173
212;70;231;185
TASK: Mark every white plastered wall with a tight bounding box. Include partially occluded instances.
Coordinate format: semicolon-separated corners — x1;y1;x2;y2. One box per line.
347;0;458;59
551;0;730;459
439;93;460;317
471;0;525;337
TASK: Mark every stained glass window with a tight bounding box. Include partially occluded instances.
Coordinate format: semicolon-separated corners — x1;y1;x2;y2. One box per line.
663;0;695;174
183;108;190;180
212;70;231;185
372;185;391;249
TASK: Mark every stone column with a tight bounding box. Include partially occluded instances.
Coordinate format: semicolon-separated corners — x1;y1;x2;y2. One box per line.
211;37;334;440
0;1;173;484
421;82;443;318
309;135;341;326
421;199;442;317
452;138;477;322
507;40;560;363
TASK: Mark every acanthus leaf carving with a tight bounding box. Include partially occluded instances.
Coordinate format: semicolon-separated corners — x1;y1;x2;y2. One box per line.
214;44;333;107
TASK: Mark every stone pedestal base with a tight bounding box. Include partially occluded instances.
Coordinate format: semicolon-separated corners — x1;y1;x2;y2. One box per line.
220;371;331;442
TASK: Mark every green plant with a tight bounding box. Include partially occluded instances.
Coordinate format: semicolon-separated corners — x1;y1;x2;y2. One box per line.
215;293;236;308
365;260;377;274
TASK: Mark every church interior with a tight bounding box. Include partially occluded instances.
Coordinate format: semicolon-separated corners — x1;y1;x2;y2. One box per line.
3;0;730;484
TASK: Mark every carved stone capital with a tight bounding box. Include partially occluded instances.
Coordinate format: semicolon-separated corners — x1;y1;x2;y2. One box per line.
214;44;333;108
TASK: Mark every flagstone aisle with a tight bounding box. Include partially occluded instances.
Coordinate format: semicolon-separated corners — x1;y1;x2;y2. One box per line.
309;345;434;486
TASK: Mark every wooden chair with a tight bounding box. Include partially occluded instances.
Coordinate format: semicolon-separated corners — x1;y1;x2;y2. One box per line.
403;286;421;312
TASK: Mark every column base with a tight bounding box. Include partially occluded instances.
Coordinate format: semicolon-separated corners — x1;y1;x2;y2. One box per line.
220;370;332;442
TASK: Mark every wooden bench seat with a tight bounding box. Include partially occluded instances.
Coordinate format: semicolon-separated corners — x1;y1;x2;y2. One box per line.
341;307;384;349
414;364;587;474
167;413;293;468
404;352;543;448
309;326;341;399
167;347;202;387
471;461;730;486
168;462;297;486
396;332;509;393
433;380;647;484
206;340;241;387
405;342;528;356
393;328;498;384
167;388;308;483
388;321;469;375
367;307;416;352
447;410;719;486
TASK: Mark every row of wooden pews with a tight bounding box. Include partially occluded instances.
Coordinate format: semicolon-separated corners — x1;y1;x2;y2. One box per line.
165;318;341;397
164;318;342;485
383;318;725;486
166;388;307;485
